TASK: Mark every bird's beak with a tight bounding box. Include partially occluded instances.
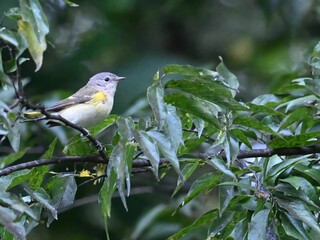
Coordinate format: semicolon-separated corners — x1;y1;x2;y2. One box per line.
116;76;125;81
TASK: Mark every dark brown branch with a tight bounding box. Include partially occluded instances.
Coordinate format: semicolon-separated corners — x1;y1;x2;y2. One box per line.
221;145;320;159
0;156;105;176
1;145;320;177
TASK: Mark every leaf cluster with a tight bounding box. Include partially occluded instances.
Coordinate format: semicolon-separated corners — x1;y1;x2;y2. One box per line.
0;1;320;240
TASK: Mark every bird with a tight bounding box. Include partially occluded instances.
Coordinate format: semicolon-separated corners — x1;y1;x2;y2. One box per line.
24;72;124;128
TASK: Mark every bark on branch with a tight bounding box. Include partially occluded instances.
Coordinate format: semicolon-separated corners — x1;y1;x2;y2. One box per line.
1;145;319;177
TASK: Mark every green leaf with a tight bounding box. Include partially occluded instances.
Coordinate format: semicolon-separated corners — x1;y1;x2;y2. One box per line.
179;136;207;155
63;135;97;156
264;155;282;177
164;105;184;152
0;169;32;192
29;138;57;189
252;94;281;106
247;103;284;116
218;181;256;191
266;155;313;183
279;107;313;131
165;79;232;103
294;164;320;186
43;138;57;159
188;114;205;138
17;20;46;71
234;218;248;240
275;183;319;210
63;0;79;7
280;176;316;194
311;41;320;57
0;206;26;240
109;117;135;203
276;197;320;234
163;64;218;77
207;210;234;238
216;58;239;97
223;133;240;166
0;192;38;220
124;142;135;195
146;130;183;179
99;168;117;240
0;148;29;169
179;172;221;209
292;77;320;96
116;116;134;141
0;48;11;84
0;29;28;58
147;79;167;129
133;131;160;178
247;209;270;240
276;95;319;112
165;93;221;128
172;161;199;197
28;166;48;190
233;115;278;136
270;132;320;148
27;188;57;220
108;141;128;211
219;175;235;216
207;156;236;179
7;121;21;152
280;213;313;240
20;0;49;43
45;176;77;226
89;114;119;136
18;0;49;71
230;128;252;149
168;209;218;240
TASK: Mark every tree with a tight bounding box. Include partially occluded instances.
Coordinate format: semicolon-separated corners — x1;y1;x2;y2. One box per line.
0;1;320;239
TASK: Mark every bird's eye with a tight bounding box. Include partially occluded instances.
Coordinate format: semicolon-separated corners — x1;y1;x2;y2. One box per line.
104;77;110;82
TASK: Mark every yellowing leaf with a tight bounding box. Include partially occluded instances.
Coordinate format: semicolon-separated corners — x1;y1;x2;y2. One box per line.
79;169;91;177
18;20;46;71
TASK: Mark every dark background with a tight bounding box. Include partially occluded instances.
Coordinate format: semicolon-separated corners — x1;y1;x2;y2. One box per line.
1;0;319;239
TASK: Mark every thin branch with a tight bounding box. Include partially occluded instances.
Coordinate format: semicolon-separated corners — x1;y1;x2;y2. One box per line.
1;145;320;177
0;156;105;176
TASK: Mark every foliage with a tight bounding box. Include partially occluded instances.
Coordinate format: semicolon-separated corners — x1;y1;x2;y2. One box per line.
0;1;320;240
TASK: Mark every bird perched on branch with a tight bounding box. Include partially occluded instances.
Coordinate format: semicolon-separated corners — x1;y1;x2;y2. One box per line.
24;72;124;128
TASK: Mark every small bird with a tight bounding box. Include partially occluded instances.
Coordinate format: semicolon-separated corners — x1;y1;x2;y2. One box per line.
24;72;124;128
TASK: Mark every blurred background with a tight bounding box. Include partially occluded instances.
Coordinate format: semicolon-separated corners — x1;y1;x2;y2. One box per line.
1;0;320;239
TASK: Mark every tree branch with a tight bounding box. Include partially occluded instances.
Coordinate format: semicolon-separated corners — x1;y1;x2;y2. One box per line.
1;145;319;177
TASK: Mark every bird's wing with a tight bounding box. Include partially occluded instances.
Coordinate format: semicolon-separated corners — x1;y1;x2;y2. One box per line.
46;86;97;112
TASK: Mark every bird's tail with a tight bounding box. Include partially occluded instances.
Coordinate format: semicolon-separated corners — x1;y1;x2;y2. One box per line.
23;111;61;127
23;111;43;118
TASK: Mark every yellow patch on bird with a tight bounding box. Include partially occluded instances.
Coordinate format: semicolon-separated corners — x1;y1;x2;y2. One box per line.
90;91;108;104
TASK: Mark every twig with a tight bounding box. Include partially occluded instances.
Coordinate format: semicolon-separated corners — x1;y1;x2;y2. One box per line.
0;156;105;176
